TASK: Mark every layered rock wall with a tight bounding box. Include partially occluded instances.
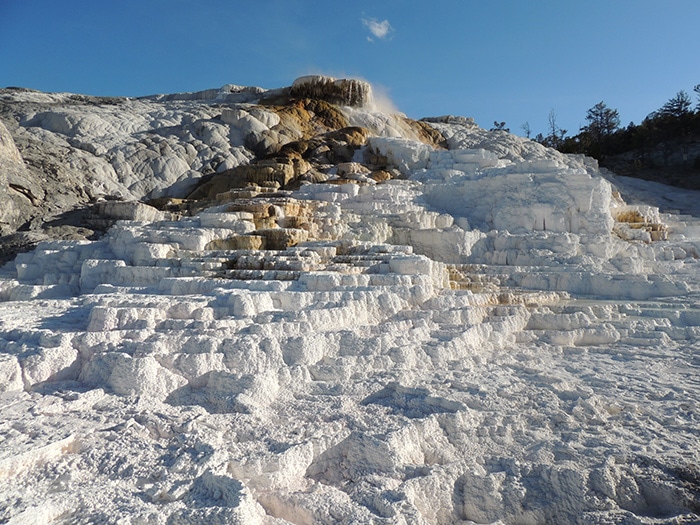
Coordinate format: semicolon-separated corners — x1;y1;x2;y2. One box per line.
290;75;373;107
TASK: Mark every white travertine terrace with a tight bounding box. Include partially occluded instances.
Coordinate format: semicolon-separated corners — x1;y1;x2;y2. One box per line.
0;80;699;524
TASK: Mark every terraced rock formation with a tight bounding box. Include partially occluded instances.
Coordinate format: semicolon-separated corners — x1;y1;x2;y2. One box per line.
1;77;699;524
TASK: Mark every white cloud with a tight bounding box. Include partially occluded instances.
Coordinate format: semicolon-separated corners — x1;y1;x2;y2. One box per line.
361;17;393;41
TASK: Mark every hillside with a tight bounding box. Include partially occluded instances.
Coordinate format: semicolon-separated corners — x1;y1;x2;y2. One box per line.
557;98;700;190
1;77;699;524
602;133;700;190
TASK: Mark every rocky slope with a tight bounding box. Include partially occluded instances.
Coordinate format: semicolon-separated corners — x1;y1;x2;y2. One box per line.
0;77;699;524
0;76;440;262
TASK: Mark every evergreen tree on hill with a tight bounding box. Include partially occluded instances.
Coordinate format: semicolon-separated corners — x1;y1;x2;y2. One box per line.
658;90;693;118
580;101;620;158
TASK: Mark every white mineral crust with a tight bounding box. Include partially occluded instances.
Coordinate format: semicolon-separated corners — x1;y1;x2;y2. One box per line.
0;85;699;524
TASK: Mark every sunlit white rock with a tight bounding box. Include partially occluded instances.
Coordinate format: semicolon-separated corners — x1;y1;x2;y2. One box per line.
0;82;699;524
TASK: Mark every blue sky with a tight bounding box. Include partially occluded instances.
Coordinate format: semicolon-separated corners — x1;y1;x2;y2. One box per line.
1;0;698;137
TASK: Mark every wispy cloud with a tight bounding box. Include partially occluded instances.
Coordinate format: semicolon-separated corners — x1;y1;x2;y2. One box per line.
361;17;394;42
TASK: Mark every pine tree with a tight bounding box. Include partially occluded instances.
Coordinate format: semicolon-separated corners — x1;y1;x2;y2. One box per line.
580;101;620;157
659;91;692;118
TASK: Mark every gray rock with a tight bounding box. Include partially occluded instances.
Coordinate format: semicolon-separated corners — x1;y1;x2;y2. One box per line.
0;120;22;234
91;201;165;223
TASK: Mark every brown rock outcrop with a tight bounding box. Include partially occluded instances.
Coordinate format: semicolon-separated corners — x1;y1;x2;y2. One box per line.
187;157;312;200
266;126;371;172
337;162;371;177
404;118;448;149
290;76;372;108
256;228;309;250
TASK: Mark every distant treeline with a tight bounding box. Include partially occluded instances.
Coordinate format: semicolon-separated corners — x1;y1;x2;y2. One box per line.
508;86;700;188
